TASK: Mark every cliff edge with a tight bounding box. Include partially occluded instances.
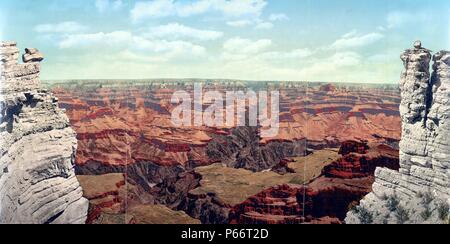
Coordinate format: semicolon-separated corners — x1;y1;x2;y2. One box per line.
346;41;450;224
0;41;88;224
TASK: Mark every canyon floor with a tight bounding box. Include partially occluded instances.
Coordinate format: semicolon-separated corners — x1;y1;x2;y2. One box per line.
45;80;402;224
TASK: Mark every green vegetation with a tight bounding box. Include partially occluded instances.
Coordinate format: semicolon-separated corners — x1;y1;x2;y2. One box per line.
421;191;434;206
437;201;449;221
420;207;432;221
386;194;400;212
352;206;373;225
395;205;410;224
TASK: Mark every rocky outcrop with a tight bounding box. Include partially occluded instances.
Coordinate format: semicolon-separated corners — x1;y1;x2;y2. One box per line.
229;181;370;224
229;141;399;224
0;41;88;224
77;173;201;224
323;142;399;179
207;126;308;172
49;80;401;171
180;149;340;224
45;72;403;224
346;42;450;224
76;160;186;192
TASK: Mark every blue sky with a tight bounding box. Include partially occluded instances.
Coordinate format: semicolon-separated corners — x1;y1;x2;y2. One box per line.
1;0;449;83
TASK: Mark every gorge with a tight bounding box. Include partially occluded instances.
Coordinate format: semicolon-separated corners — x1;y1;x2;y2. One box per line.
47;79;402;224
3;40;444;225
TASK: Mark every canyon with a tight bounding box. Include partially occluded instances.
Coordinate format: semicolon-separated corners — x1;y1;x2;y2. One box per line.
1;39;445;224
45;79;402;224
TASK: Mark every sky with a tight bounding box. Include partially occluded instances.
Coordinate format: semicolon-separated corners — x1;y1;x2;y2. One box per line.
1;0;449;83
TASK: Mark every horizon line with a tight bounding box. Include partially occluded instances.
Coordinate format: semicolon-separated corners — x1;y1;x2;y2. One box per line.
41;78;399;86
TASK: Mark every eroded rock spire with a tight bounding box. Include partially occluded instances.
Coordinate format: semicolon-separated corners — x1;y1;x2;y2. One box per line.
0;41;88;224
346;41;450;224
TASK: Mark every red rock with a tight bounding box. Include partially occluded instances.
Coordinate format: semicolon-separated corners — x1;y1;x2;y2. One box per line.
319;84;337;93
323;141;399;179
51;84;401;169
338;140;369;155
229;177;372;224
229;142;400;224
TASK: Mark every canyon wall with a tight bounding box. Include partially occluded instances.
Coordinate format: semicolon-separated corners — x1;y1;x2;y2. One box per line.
0;41;88;224
346;42;450;224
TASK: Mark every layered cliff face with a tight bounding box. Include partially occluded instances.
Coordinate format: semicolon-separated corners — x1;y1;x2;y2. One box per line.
48;81;401;173
154;141;396;224
45;79;401;224
0;42;88;224
228;141;399;224
346;42;450;224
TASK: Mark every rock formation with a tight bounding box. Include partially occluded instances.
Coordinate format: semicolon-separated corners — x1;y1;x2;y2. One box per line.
77;173;201;224
45;71;402;224
48;80;401;172
229;141;399;224
346;42;450;224
0;41;88;224
206;126;308;172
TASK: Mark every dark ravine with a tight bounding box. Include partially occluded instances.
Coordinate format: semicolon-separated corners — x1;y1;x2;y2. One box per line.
76;161;186;191
77;134;402;224
76;126;312;224
207;126;308;172
180;192;231;224
186;141;400;224
76;126;310;187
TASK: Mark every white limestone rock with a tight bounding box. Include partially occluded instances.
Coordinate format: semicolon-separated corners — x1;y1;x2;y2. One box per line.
346;42;450;224
22;48;44;63
0;41;88;224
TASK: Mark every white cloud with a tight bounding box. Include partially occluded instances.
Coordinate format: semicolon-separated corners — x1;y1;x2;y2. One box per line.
329;31;384;49
295;51;362;80
259;49;313;60
215;0;267;17
96;0;123;13
223;37;272;55
226;20;252;27
342;30;358;39
132;37;206;57
144;23;223;41
386;11;430;29
131;0;174;20
269;13;288;21
328;52;361;66
377;26;386;32
34;21;88;34
115;50;171;63
57;31;206;62
131;0;267;22
220;38;313;64
255;22;273;30
59;31;132;48
227;19;273;29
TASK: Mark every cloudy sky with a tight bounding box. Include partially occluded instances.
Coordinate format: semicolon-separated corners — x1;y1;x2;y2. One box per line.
1;0;449;83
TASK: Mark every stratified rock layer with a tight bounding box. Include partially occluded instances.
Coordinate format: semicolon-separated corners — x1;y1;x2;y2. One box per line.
346;43;450;224
228;141;399;224
0;41;88;224
48;80;401;171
